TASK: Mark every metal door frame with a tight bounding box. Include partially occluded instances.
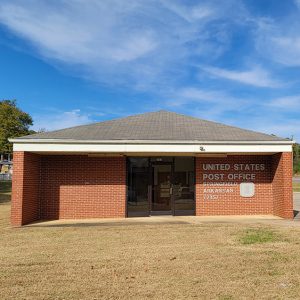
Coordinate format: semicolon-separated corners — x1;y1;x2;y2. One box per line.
126;157;195;217
149;158;174;216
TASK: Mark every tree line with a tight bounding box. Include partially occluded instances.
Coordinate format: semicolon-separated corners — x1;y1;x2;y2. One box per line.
294;143;300;175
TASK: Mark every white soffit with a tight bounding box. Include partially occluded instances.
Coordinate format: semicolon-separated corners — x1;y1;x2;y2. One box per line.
13;142;293;153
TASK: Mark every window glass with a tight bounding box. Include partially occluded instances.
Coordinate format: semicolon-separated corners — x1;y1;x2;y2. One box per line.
173;157;195;214
127;158;149;216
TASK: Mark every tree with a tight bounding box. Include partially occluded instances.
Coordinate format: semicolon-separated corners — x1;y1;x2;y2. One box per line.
0;100;34;154
293;143;300;175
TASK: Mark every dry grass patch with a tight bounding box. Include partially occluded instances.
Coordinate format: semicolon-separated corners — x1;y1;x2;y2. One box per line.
1;181;300;299
0;180;11;228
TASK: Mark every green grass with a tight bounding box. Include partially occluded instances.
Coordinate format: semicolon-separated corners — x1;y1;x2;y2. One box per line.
0;181;12;204
294;182;300;192
218;295;234;300
0;180;11;193
239;228;279;245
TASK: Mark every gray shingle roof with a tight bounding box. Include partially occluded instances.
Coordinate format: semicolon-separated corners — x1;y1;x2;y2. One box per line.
18;110;288;142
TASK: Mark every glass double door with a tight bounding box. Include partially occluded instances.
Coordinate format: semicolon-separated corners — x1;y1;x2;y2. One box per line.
127;157;195;217
151;163;172;214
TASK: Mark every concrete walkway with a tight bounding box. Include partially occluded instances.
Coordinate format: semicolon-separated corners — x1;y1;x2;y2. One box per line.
25;192;300;228
294;192;300;217
28;214;300;228
294;192;300;205
293;176;300;183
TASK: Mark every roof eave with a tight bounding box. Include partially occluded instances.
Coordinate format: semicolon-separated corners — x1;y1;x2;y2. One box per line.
8;138;295;145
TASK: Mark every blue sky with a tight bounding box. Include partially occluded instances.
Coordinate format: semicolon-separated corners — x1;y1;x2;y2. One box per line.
0;0;299;141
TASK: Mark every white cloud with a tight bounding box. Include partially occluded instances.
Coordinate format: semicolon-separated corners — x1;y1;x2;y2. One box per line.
0;0;242;88
161;0;214;23
168;87;234;105
255;16;300;67
202;65;282;88
164;87;251;121
32;109;93;131
0;1;158;64
268;95;300;110
245;117;299;141
0;0;297;141
267;36;300;66
165;87;300;140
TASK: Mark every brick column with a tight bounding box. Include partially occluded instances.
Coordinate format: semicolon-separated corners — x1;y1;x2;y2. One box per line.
281;152;294;218
272;152;294;219
11;152;41;226
11;152;24;226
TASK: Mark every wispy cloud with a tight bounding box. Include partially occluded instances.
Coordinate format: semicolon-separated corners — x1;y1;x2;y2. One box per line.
0;1;158;63
167;87;243;106
0;0;243;88
164;86;254;122
202;65;282;88
32;109;94;131
160;0;214;23
267;95;300;110
0;0;299;141
243;117;299;141
255;14;300;67
295;0;300;9
262;35;300;67
165;85;300;140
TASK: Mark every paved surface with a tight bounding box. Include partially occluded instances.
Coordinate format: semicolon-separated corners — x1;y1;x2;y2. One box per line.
294;192;300;212
29;214;300;228
293;176;300;183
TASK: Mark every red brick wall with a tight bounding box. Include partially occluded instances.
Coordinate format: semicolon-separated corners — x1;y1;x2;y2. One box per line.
11;152;41;226
11;152;293;226
196;155;274;216
40;155;126;220
272;152;294;218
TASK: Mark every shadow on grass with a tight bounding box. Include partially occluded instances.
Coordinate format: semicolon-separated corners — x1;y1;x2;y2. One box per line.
28;221;189;228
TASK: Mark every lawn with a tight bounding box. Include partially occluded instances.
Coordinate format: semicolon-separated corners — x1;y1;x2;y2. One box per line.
294;182;300;192
0;180;11;203
1;182;300;299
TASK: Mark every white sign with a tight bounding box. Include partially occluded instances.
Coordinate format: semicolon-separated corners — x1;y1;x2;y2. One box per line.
240;182;255;197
